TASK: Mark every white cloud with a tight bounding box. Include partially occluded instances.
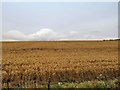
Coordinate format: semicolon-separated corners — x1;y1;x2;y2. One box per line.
2;28;118;41
3;28;68;41
29;28;60;40
3;30;28;41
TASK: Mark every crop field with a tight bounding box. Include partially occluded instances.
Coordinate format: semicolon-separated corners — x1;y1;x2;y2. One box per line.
2;40;119;88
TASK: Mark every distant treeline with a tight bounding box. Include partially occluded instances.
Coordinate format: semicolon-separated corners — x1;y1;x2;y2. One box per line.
103;39;120;41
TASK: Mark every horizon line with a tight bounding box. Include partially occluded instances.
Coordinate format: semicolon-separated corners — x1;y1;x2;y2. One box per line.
1;39;119;42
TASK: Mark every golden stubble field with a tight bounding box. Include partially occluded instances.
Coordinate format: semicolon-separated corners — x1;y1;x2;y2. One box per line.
2;40;119;87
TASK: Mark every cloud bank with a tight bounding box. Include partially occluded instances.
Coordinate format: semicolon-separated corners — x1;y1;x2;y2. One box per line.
3;28;78;41
3;28;118;41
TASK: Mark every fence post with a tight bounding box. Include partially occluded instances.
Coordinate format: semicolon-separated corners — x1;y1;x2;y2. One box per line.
48;75;51;90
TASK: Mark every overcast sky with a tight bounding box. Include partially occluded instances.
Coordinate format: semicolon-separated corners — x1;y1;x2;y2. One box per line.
2;2;118;41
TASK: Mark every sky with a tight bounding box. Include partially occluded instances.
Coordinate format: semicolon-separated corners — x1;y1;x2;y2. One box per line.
2;2;118;41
